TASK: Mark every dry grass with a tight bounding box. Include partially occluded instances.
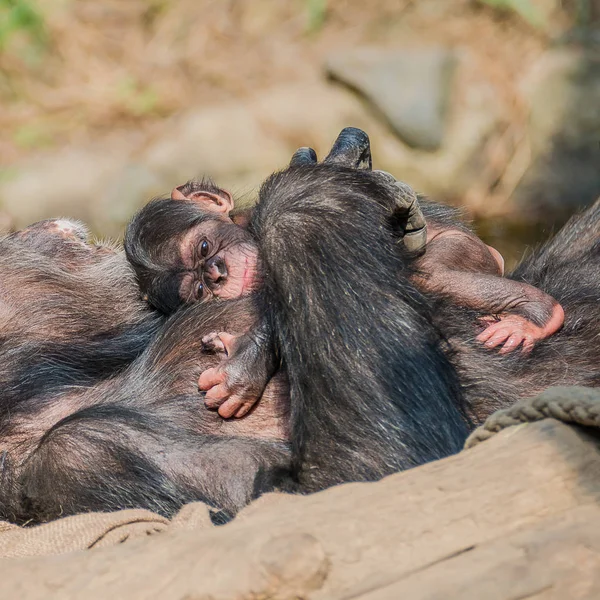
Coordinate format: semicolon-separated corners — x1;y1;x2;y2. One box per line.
0;0;568;167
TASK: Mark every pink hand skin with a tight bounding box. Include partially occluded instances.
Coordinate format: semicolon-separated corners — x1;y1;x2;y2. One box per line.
476;303;565;354
199;332;250;419
199;330;273;419
200;368;251;418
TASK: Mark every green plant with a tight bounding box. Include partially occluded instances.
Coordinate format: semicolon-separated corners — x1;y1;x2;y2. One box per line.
117;77;159;117
305;0;327;34
479;0;545;29
0;0;47;51
13;122;53;149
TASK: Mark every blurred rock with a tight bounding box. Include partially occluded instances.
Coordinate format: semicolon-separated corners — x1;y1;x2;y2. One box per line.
326;47;457;151
0;145;132;237
93;163;168;235
512;48;600;221
142;104;288;189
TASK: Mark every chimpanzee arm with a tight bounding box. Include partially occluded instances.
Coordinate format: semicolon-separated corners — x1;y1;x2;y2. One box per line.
416;232;565;353
249;165;470;491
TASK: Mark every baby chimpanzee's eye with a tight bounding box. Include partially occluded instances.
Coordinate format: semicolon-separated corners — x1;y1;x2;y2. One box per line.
196;281;204;299
200;240;209;257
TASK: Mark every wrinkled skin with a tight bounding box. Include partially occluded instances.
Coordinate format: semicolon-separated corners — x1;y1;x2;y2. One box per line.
177;220;259;303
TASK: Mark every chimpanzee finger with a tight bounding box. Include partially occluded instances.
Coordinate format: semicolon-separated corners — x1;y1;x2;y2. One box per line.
324;127;372;170
218;395;251;419
234;402;254;418
476;322;504;343
499;333;524;354
290;147;318;167
477;321;511;345
216;332;238;355
201;331;238;357
203;383;231;409
478;315;498;325
198;367;226;391
374;171;427;254
201;332;226;355
521;338;535;354
483;328;511;348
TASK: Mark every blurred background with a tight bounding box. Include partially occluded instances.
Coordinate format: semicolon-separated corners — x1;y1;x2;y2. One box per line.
0;0;598;267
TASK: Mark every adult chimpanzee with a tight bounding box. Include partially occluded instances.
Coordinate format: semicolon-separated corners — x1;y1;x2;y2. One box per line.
1;157;473;523
0;219;289;523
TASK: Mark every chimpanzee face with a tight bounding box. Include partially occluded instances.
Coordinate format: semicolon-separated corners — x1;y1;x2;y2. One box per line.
176;217;259;304
125;181;261;313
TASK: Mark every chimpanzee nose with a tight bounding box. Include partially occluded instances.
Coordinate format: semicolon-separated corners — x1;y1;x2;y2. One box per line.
205;257;228;284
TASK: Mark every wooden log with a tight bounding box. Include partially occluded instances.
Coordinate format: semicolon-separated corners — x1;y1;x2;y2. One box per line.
1;419;599;599
350;504;600;599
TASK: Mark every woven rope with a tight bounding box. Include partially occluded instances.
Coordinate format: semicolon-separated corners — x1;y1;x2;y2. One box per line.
465;386;600;449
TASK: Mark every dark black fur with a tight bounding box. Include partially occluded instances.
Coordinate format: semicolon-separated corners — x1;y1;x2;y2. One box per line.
1;169;477;523
1;172;598;525
250;165;471;491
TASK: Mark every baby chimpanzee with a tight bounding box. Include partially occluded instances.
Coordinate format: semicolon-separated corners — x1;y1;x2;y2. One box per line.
125;128;564;417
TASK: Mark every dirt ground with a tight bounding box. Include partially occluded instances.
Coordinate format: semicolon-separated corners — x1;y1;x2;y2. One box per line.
1;0;562;166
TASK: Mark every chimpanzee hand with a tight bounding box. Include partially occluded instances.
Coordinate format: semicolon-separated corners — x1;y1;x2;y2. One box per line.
290;127;371;169
476;316;542;354
289;127;427;254
290;126;371;169
477;305;565;355
199;324;277;419
371;171;427;254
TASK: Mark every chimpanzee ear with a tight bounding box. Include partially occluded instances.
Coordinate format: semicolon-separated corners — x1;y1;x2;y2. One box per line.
171;186;234;215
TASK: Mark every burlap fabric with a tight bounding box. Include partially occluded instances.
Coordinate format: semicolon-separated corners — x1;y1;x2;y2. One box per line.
0;499;217;558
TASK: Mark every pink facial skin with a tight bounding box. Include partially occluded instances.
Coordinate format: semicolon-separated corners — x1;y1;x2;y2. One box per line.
177;220;260;304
